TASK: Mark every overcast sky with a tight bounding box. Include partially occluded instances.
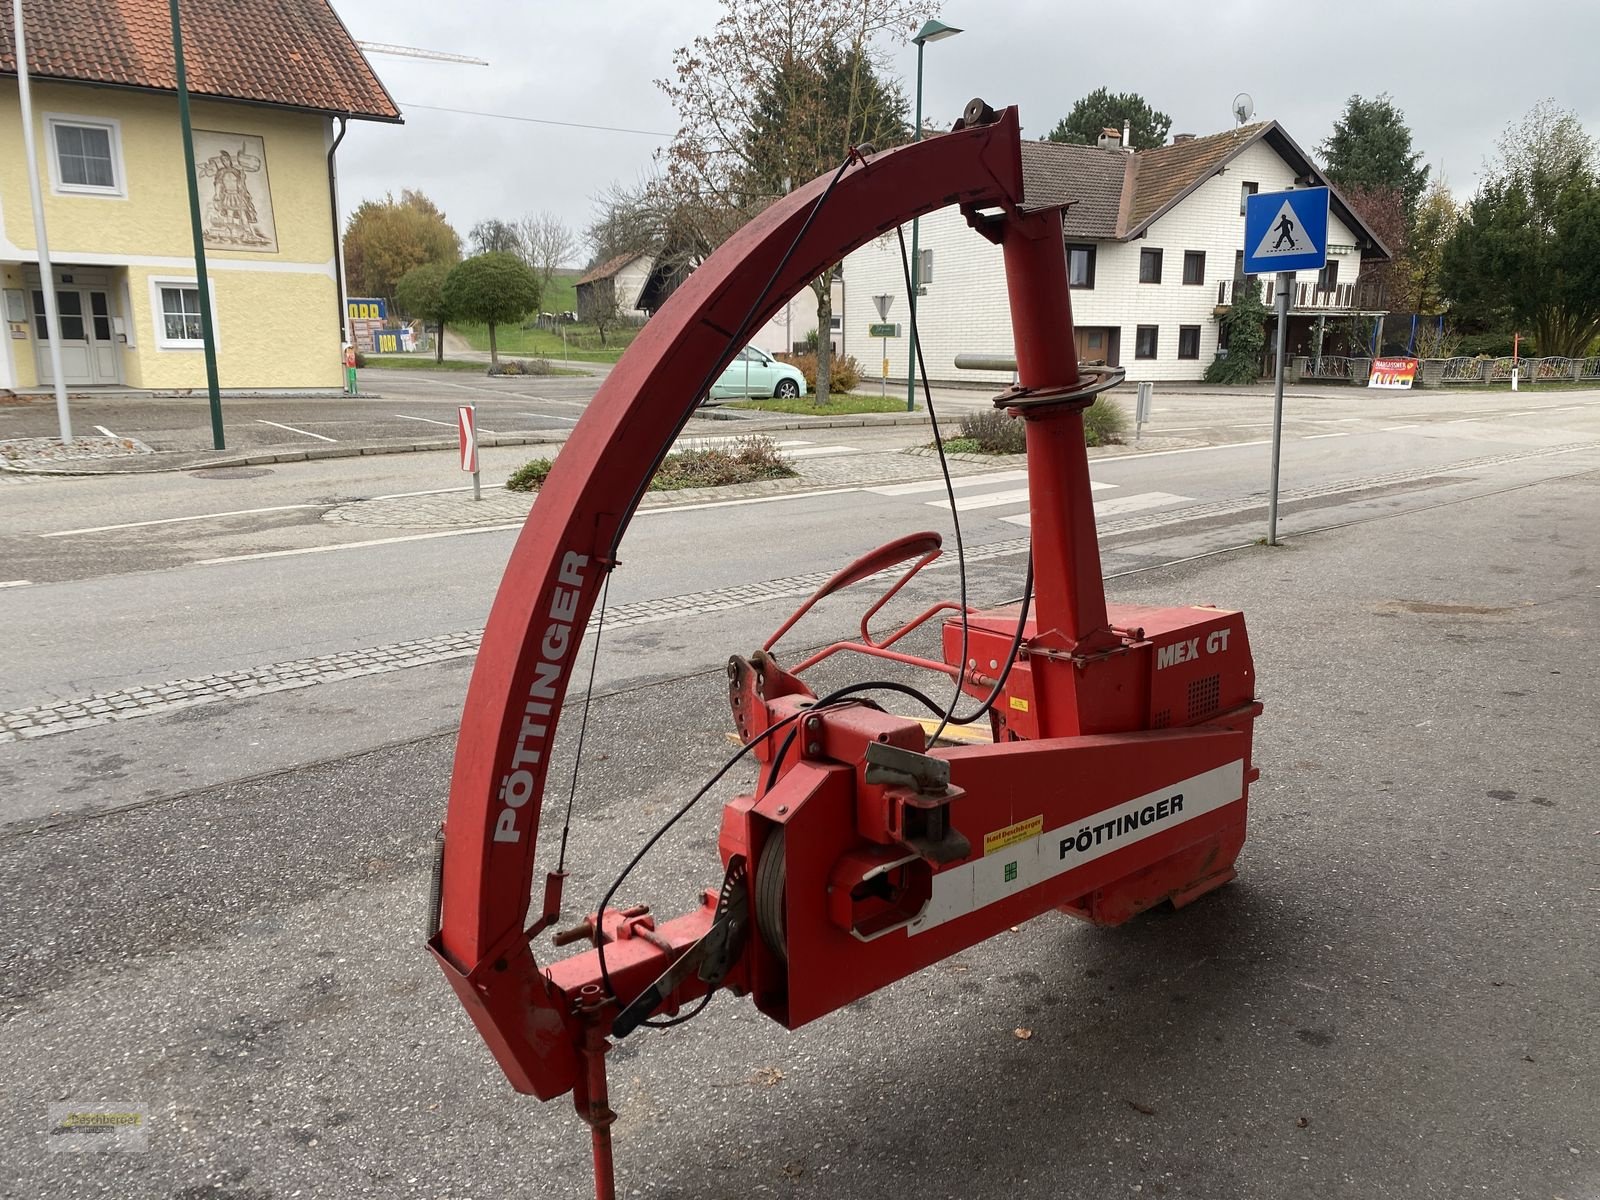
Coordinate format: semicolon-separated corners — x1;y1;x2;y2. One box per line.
329;0;1600;267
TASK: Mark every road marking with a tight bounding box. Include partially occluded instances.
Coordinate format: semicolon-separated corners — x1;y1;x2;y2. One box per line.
1443;416;1479;424
783;445;863;458
1235;422;1276;428
194;486;870;562
93;424;118;438
41;504;323;537
515;411;580;423
1093;490;1192;516
1500;410;1539;418
1091;439;1272;463
197;525;526;564
1303;432;1350;439
933;486;1034;511
870;469;1030;496
369;485;477;500
1154;425;1202;432
395;413;495;434
0;579;32;589
1383;424;1420;431
257;419;337;443
998;490;1191;527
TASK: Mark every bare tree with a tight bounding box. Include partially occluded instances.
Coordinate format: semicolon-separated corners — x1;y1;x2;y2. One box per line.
469;218;523;257
517;212;580;293
657;0;923;401
588;288;624;347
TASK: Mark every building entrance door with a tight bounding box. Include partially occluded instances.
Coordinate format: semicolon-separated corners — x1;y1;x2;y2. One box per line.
32;287;121;386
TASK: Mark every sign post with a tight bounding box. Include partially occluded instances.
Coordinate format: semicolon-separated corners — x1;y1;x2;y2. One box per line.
458;404;480;501
1244;186;1329;547
872;294;893;398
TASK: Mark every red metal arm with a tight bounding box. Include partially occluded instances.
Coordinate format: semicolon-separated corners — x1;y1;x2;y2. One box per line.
432;109;1025;1098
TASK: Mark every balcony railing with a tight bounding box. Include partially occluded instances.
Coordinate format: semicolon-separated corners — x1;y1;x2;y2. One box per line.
1217;277;1387;312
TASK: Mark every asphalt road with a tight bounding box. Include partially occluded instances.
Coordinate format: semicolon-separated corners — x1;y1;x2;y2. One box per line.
1;391;1597;1199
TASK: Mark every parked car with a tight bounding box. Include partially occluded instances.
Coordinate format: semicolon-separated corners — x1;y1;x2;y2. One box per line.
706;346;806;401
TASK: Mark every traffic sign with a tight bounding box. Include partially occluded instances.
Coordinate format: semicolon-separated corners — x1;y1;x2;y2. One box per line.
868;322;901;338
458;405;478;473
1244;187;1329;275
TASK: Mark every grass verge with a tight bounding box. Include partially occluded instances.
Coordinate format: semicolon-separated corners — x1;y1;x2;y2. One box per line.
508;436;795;495
455;319;637;363
364;356;485;372
725;393;914;416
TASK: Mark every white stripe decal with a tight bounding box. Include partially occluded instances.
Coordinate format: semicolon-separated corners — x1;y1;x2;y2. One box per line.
908;759;1245;936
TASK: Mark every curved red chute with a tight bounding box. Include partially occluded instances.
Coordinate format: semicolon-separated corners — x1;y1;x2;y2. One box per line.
432;108;1024;1096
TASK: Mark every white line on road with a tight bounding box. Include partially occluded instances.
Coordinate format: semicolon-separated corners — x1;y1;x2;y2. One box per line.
1092;439;1272;463
1235;422;1276;428
368;485;477;500
395;413;495;434
1443;416;1479;424
932;487;1034;511
257;419;337;443
515;412;580;423
783;445;863;459
0;579;32;588
192;486;870;562
197;525;526;564
41;504;324;538
1303;432;1351;440
999;490;1192;527
1094;490;1193;516
94;425;118;438
1383;424;1420;431
869;469;1030;497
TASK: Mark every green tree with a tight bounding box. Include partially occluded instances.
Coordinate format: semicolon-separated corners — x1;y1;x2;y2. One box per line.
1406;180;1459;316
657;0;922;401
1440;103;1600;356
1320;94;1429;215
1205;281;1270;383
1045;88;1171;151
443;252;542;366
394;262;453;364
343;189;461;304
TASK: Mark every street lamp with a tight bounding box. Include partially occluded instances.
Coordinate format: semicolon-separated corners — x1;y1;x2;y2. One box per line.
905;19;962;412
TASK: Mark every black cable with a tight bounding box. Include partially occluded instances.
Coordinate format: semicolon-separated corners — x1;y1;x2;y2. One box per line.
594;678;949;1010
895;226;970;747
556;570;610;874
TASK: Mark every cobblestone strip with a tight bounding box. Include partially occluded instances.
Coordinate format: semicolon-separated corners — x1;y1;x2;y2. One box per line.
8;440;1592;743
0;631;482;744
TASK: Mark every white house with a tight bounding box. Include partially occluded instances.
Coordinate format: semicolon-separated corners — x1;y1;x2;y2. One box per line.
841;121;1391;384
747;277;844;357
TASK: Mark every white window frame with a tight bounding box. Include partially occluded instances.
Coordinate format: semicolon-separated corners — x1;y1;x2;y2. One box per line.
44;113;127;198
148;276;221;351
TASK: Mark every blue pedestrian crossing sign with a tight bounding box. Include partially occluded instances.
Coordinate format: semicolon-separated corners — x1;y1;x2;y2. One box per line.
1243;187;1329;274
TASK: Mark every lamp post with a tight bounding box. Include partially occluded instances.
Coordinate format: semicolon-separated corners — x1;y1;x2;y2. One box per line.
904;19;961;412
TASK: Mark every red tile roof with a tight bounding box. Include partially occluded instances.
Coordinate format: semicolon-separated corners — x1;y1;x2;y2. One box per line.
576;251;647;286
0;0;400;122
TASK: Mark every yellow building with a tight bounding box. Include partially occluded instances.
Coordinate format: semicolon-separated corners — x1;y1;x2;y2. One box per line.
0;0;399;392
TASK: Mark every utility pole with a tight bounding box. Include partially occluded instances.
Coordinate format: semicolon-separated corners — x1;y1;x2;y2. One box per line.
11;0;72;443
169;0;225;450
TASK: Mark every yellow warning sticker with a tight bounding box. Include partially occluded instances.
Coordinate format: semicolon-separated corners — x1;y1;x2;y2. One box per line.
984;814;1043;856
1009;696;1030;712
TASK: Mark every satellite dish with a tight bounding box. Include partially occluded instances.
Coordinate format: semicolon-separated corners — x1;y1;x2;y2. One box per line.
1232;93;1255;126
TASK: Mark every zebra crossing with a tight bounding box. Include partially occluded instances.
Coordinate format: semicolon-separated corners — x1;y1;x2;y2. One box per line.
866;470;1192;529
673;434;863;459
